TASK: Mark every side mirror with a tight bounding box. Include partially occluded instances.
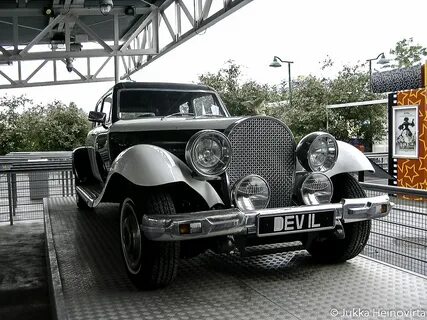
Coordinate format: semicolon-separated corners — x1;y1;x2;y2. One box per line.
88;111;106;124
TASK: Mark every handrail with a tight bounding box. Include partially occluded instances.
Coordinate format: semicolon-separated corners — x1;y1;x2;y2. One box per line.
360;182;427;197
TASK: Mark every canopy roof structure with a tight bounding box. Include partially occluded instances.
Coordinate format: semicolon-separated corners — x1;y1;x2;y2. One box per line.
0;0;252;89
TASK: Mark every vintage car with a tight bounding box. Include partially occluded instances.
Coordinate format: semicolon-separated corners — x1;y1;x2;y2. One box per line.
73;82;393;289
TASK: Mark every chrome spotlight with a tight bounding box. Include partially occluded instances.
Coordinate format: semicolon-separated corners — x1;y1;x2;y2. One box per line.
99;0;113;15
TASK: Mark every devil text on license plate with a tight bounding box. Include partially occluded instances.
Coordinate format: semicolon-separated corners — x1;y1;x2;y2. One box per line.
257;211;336;236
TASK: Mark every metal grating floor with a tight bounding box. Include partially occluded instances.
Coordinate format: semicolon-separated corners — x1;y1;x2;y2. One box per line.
45;197;427;320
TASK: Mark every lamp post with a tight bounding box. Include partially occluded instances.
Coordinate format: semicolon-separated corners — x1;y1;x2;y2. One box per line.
366;52;390;91
269;56;293;107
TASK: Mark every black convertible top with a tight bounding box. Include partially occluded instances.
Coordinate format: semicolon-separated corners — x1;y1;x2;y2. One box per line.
113;82;215;92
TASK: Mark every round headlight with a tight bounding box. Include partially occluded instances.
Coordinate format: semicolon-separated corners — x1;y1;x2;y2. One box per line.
185;130;232;177
301;173;333;205
297;132;338;172
232;175;270;211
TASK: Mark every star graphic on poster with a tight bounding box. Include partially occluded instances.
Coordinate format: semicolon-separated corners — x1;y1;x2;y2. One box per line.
418;179;427;190
419;124;427;151
405;164;419;184
408;99;422;107
420;107;427;123
398;159;410;175
418;154;427;174
409;90;418;97
398;92;408;104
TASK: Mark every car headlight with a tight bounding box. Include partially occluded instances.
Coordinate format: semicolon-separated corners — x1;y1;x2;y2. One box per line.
301;173;333;205
185;130;232;177
296;132;338;172
232;175;270;211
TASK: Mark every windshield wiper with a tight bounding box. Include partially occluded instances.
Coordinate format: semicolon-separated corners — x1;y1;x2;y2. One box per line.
161;112;195;120
195;114;225;118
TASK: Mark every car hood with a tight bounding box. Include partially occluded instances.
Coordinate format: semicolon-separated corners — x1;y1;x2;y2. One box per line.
109;116;243;133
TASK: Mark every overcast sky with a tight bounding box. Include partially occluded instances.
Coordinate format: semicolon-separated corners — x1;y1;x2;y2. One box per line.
2;0;427;113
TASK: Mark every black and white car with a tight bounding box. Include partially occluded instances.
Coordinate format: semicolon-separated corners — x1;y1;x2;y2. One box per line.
72;82;392;289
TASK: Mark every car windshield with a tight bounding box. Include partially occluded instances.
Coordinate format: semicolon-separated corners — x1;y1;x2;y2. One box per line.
118;89;227;120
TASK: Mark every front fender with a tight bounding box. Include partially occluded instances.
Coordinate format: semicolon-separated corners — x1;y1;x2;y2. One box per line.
107;144;223;208
325;141;374;178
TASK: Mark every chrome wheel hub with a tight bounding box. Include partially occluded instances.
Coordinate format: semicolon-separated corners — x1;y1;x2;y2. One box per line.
120;199;142;274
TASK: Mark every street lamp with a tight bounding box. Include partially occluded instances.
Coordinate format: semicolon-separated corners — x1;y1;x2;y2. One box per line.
269;56;294;107
366;52;390;91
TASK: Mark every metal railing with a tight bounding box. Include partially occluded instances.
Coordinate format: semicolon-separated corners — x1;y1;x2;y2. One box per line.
361;182;427;276
0;155;425;276
0;160;73;225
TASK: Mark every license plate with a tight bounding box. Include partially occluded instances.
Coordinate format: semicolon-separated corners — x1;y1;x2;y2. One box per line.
257;211;336;237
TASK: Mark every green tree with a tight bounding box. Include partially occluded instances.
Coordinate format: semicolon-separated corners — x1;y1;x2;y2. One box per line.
0;95;32;154
282;75;329;141
199;60;387;146
390;38;427;68
0;96;90;155
326;63;386;145
199;60;281;116
35;101;90;151
288;62;386;144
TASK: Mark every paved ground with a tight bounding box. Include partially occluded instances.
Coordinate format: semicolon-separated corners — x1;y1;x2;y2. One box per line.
46;197;427;320
0;221;51;320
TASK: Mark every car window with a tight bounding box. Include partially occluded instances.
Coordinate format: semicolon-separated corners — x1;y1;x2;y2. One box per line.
102;94;113;124
193;95;221;115
118;89;226;120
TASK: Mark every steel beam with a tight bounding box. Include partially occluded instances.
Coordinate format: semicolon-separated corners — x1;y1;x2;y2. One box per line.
0;77;114;89
0;0;254;89
20;15;64;55
0;49;158;61
74;19;113;53
0;7;151;17
122;0;254;79
0;46;11;57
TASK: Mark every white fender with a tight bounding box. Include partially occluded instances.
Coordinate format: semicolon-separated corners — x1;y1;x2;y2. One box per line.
105;144;223;208
325;141;374;178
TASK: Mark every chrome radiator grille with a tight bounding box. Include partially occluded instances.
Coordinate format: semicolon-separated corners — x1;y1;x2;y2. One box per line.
226;117;296;208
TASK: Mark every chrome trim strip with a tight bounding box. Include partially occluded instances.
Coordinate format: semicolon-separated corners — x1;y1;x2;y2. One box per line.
75;185;95;207
141;195;393;241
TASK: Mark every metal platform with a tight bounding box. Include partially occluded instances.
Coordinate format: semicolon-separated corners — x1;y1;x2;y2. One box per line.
44;197;427;320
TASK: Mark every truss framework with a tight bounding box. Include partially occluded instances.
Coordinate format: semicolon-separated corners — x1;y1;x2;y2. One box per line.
0;0;253;89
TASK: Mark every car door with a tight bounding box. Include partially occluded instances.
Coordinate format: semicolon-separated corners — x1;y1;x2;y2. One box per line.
95;92;113;170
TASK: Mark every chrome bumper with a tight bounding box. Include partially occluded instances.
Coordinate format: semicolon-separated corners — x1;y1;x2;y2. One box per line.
141;195;393;241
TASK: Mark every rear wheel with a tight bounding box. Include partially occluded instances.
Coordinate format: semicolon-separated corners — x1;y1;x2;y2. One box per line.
305;173;371;263
120;192;180;289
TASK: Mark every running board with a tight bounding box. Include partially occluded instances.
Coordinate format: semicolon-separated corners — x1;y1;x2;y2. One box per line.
76;184;102;208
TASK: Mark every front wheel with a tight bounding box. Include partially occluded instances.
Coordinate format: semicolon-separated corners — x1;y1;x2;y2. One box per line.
305;173;371;263
120;192;180;289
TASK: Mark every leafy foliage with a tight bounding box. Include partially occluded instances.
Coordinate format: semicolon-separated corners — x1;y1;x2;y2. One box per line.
198;60;281;116
390;38;427;68
199;60;387;145
326;64;386;144
0;96;90;155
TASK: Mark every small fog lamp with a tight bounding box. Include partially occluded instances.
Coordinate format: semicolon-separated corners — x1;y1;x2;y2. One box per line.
232;175;270;211
301;173;333;205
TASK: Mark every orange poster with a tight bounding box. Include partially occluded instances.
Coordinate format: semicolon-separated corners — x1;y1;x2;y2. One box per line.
396;88;427;190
